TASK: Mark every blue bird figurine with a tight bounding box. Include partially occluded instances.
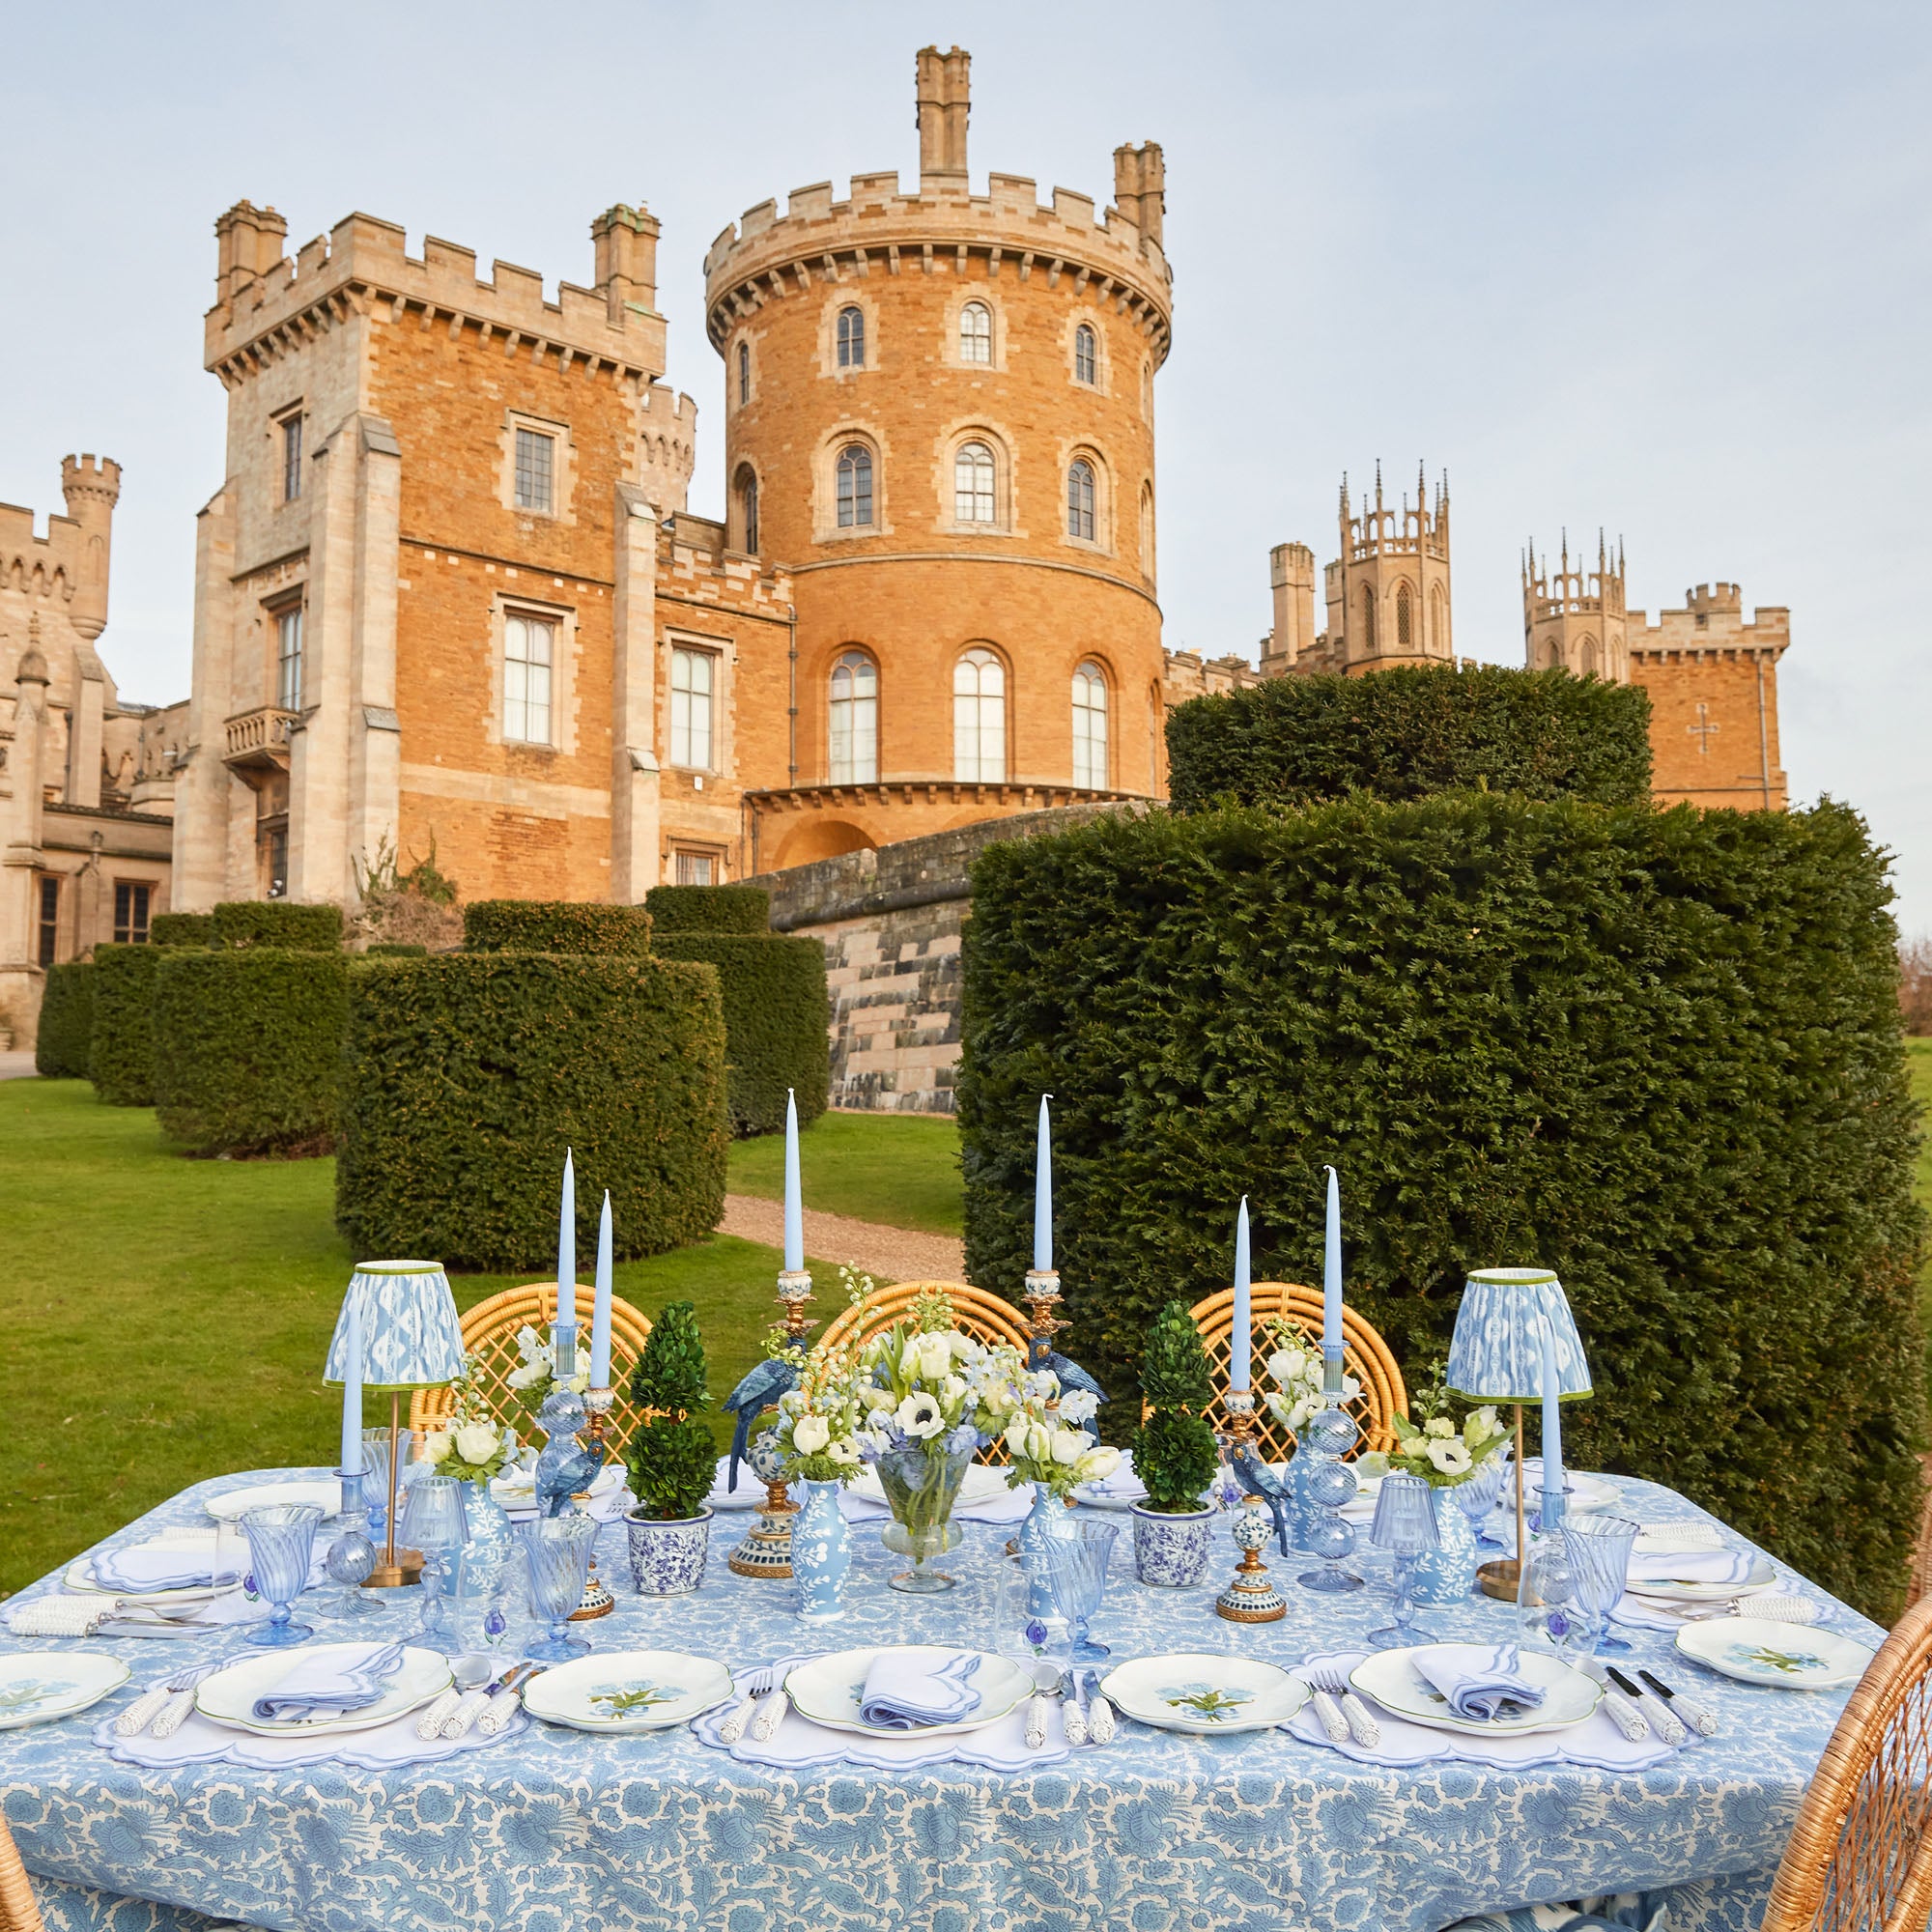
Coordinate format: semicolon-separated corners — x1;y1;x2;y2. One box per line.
533;1385;607;1519
1027;1341;1107;1439
722;1357;800;1492
1227;1441;1293;1557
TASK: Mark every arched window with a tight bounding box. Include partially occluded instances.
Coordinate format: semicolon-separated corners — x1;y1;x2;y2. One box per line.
1071;662;1109;788
1141;360;1152;416
735;466;759;553
1066;460;1096;541
1359;586;1377;652
1139;484;1155;578
952;646;1006;781
837;305;866;369
1074;323;1097;385
1580;636;1599;677
1430;585;1445;651
1396;582;1413;647
959;301;992;364
836;444;873;528
954;441;996;525
829;650;878;783
737;342;750;407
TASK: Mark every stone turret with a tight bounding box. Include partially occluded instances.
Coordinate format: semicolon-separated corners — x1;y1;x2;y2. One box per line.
59;453;119;644
1523;530;1628;681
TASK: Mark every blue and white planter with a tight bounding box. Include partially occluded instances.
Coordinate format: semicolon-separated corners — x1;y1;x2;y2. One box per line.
791;1479;851;1622
1410;1486;1481;1603
625;1506;713;1596
1130;1502;1216;1587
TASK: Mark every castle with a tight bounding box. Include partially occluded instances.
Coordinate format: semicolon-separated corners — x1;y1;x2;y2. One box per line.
0;44;1792;1050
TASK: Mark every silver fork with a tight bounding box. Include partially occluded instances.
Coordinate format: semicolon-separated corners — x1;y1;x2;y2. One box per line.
1300;1665;1380;1748
719;1665;777;1745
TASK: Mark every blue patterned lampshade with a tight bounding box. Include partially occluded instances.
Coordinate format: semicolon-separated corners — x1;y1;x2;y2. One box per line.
1445;1267;1592;1405
324;1260;466;1391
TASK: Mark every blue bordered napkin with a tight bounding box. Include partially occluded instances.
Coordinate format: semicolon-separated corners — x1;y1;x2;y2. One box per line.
859;1650;983;1730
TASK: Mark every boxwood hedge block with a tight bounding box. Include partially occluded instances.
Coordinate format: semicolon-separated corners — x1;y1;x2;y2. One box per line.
653;932;830;1135
212;900;344;952
150;912;214;949
1165;664;1654;812
154;949;349;1156
958;793;1925;1619
89;944;159;1105
32;963;93;1077
336;952;728;1268
463;900;652;955
644;884;771;936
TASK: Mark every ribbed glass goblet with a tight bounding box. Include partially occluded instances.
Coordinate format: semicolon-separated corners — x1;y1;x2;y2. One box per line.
522;1516;599;1663
1366;1473;1440;1649
239;1503;325;1649
401;1475;469;1646
1560;1513;1638;1656
1453;1448;1513;1548
1041;1520;1120;1663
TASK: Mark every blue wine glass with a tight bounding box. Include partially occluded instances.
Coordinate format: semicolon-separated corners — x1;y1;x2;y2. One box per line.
1560;1513;1639;1656
401;1475;469;1645
1040;1520;1119;1663
522;1516;599;1663
240;1503;325;1648
1366;1473;1440;1649
1454;1448;1513;1549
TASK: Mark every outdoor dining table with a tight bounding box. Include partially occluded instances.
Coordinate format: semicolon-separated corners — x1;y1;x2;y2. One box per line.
0;1466;1881;1932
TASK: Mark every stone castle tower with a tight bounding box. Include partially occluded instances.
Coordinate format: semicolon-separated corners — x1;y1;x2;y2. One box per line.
703;45;1174;867
1262;464;1452;676
1522;531;1629;681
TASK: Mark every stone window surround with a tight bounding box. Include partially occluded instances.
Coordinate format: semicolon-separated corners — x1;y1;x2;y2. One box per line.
1071;654;1114;789
729;458;763;554
813;424;889;543
668;839;729;885
820;291;881;381
734;335;753;411
485;590;579;756
1058;439;1113;557
1138;476;1156;585
952;639;1014;783
946;287;1006;372
497;408;578;526
827;645;881;786
270;399;305;506
940;423;1015;536
1067;312;1108;393
263;586;307;715
663;626;731;779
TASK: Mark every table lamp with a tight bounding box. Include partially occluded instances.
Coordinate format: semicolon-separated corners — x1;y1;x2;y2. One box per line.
325;1260;467;1588
1444;1265;1591;1604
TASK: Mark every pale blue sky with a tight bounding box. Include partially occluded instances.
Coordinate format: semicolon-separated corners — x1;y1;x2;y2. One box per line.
6;1;1928;930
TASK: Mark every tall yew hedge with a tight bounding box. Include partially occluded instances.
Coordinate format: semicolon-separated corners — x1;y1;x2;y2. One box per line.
958;794;1925;1617
1165;665;1654;811
33;964;93;1077
464;900;651;955
89;944;159;1105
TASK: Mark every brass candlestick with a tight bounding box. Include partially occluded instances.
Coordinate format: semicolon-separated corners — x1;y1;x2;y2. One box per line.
1023;1267;1065;1369
571;1383;618;1620
729;1268;816;1579
1215;1390;1286;1624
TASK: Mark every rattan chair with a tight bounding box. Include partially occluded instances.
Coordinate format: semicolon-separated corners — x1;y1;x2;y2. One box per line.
1759;1592;1932;1931
1905;1456;1932;1611
0;1813;43;1932
409;1283;655;1446
1186;1282;1408;1463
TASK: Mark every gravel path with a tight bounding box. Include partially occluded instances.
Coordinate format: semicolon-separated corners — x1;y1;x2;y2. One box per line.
717;1193;965;1285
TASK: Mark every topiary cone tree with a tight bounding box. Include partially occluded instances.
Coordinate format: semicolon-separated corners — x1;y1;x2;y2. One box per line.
1131;1300;1222;1514
625;1300;718;1522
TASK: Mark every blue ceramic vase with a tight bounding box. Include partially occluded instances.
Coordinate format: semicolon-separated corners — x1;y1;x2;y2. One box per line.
1409;1484;1481;1602
1288;1425;1321;1553
792;1479;851;1622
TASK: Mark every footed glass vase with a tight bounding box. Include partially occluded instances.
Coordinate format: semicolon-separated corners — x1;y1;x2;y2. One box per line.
875;1440;975;1594
1016;1481;1073;1617
1409;1485;1481;1603
1287;1424;1321;1553
792;1479;852;1623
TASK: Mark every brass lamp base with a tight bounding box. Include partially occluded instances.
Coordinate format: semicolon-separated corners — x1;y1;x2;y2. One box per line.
1476;1557;1520;1604
362;1548;424;1590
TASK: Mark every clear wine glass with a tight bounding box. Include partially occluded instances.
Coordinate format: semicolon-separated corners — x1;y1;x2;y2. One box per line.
1454;1447;1513;1549
400;1475;469;1646
239;1503;326;1649
1040;1520;1119;1663
1560;1513;1639;1656
1366;1473;1440;1649
521;1516;599;1663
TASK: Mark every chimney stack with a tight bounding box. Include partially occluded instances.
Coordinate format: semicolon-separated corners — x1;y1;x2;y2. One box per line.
916;45;971;186
592;203;661;324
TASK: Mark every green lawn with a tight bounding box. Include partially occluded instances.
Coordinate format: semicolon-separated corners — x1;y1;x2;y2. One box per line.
727;1107;963;1236
1;1079;877;1594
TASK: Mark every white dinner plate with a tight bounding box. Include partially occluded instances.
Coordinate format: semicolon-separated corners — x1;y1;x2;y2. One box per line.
1627;1552;1776;1604
521;1650;734;1733
66;1533;248;1606
204;1480;342;1523
1349;1645;1602;1738
846;1463;1014;1513
1519;1463;1620;1516
1674;1616;1874;1691
0;1652;131;1731
195;1644;452;1738
1099;1654;1310;1736
784;1647;1034;1738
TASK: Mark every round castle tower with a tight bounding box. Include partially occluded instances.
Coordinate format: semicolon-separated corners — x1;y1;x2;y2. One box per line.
703;45;1172;867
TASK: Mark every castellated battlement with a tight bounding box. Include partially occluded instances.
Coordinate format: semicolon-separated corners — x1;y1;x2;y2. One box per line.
1629;584;1789;659
60;453;122;505
205;199;670;385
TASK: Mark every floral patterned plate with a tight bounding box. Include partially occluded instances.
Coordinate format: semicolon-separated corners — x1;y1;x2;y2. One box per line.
1099;1654;1309;1736
0;1652;130;1731
1674;1616;1875;1691
520;1651;734;1733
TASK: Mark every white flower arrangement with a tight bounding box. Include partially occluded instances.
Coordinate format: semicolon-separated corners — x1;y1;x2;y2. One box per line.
1261;1337;1362;1438
1361;1397;1510;1491
839;1290;1030;1469
768;1342;868;1484
1001;1373;1122;1499
503;1323;590;1401
414;1352;519;1483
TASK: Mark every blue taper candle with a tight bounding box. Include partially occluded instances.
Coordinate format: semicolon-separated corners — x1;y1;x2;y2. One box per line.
782;1090;804;1274
1541;1319;1565;1504
338;1297;362;1477
1231;1196;1252;1392
590;1190;613;1388
1033;1094;1053;1274
1322;1165;1343;1354
555;1148;576;1336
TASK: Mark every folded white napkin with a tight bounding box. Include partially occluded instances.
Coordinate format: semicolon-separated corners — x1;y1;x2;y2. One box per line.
1625;1547;1753;1587
251;1642;405;1722
1409;1643;1547;1723
858;1650;984;1730
92;1548;244;1593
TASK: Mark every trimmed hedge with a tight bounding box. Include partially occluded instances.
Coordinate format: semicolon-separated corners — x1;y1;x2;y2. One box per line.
154;950;349;1156
33;964;93;1077
150;912;214;949
1165;665;1654;812
644;884;772;936
213;900;344;952
336;952;728;1268
653;933;830;1134
958;794;1926;1619
363;942;428;958
90;945;159;1105
464;900;652;955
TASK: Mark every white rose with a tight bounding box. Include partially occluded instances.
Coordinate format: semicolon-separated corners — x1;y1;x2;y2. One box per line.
1425;1417;1456;1439
897;1392;946;1439
1286;1398;1315;1435
1077;1445;1122;1484
417;1432;452;1464
1426;1438;1473;1475
1005;1415;1033;1455
454;1423;498;1465
1050;1428;1088;1466
916;1333;954;1381
792;1414;832;1456
504;1362;542;1391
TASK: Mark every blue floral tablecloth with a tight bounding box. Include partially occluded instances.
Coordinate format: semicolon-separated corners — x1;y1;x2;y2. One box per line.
0;1468;1880;1932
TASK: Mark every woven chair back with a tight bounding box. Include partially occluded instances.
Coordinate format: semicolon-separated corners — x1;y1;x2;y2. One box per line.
409;1285;655;1448
814;1280;1033;1465
0;1810;43;1932
1760;1593;1932;1932
1906;1459;1932;1611
1184;1283;1408;1463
